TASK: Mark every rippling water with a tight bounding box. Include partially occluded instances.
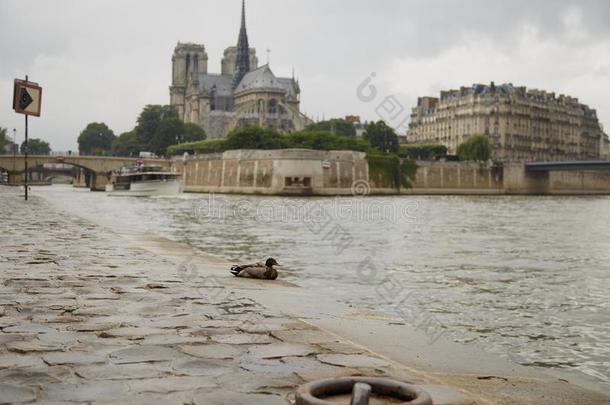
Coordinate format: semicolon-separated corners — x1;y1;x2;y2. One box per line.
35;185;610;389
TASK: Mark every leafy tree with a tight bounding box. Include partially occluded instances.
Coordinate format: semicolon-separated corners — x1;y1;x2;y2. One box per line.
112;130;142;157
223;126;289;150
167;139;226;155
0;127;8;152
181;123;206;143
363;120;399;153
399;144;448;160
21;138;51;155
456;134;492;162
136;105;179;146
305;119;356;137
132;105;204;156
77;122;116;155
149;117;185;156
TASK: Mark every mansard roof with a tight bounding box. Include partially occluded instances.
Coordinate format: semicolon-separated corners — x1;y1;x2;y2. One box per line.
234;64;299;97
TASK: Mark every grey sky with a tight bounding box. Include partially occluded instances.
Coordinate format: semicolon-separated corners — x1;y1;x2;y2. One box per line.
1;0;610;151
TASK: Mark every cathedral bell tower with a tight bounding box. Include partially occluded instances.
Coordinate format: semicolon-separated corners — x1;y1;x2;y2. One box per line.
232;0;251;89
170;43;208;121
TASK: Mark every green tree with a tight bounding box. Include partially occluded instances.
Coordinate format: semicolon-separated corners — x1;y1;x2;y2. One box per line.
456;134;492;162
132;105;192;156
363;120;399;153
77;122;116;155
399;144;448;160
305;119;356;137
149;117;185;156
0;127;8;152
112;130;142;157
136;105;179;146
21;138;51;155
180;123;206;143
223;126;289;150
167;139;226;155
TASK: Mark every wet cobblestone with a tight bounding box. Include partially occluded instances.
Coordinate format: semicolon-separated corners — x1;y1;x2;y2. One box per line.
0;190;430;404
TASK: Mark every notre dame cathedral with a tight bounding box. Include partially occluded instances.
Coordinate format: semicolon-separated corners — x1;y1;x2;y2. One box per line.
169;0;312;139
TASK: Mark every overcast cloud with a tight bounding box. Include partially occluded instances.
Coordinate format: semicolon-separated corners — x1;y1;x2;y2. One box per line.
1;0;610;151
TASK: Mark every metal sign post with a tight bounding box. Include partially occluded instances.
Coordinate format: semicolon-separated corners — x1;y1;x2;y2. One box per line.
12;75;42;201
12;128;16;173
25;92;28;200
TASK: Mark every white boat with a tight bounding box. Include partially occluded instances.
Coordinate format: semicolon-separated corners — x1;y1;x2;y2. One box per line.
105;164;182;197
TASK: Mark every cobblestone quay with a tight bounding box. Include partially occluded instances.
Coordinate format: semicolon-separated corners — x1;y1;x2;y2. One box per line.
0;189;440;404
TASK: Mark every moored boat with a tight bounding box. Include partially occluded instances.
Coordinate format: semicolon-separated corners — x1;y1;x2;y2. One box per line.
105;163;181;197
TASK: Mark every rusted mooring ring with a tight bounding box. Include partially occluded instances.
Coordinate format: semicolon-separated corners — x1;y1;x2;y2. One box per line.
295;376;433;405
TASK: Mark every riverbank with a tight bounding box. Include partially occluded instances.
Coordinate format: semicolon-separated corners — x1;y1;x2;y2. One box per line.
1;188;608;404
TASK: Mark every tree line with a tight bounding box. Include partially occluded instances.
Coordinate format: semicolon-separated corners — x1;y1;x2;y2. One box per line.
77;105;206;157
76;105;402;158
0;127;51;155
168;119;400;155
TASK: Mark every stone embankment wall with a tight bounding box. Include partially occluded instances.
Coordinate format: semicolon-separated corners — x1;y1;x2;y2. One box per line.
172;149;610;195
404;161;503;195
173;149;368;195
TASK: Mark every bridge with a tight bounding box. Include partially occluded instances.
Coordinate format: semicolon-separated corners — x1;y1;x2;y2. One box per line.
526;160;610;172
503;161;610;194
0;155;173;191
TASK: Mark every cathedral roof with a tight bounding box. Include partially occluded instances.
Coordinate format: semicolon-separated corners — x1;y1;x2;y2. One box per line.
198;74;234;97
234;64;298;97
277;77;299;98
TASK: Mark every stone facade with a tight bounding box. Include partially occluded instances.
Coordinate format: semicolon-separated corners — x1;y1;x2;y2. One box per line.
407;83;609;161
169;1;311;139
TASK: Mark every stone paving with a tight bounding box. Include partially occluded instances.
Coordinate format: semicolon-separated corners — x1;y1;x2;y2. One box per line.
0;190;450;404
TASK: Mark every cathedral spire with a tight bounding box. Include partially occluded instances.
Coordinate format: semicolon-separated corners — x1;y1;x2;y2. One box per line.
240;0;246;30
233;0;251;88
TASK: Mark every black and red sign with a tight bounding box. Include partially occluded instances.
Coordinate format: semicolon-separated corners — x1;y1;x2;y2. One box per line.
13;79;42;117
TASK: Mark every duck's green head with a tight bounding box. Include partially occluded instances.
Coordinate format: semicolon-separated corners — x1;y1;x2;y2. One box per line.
265;258;280;267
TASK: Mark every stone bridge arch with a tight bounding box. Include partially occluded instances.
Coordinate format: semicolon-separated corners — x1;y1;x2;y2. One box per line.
0;155;172;191
42;170;74;184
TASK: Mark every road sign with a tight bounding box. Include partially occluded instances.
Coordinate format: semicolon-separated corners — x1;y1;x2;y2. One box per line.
13;79;42;116
13;76;42;201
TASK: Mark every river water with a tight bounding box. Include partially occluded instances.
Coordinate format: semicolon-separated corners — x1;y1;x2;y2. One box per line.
34;185;610;390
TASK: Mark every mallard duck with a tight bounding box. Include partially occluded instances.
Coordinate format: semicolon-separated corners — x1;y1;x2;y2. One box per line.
230;258;280;280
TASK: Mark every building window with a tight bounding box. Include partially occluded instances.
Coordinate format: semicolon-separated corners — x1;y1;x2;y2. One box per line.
268;98;277;114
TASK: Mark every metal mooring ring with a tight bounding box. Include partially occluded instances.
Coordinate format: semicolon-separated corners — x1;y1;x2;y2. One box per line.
295;376;433;405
